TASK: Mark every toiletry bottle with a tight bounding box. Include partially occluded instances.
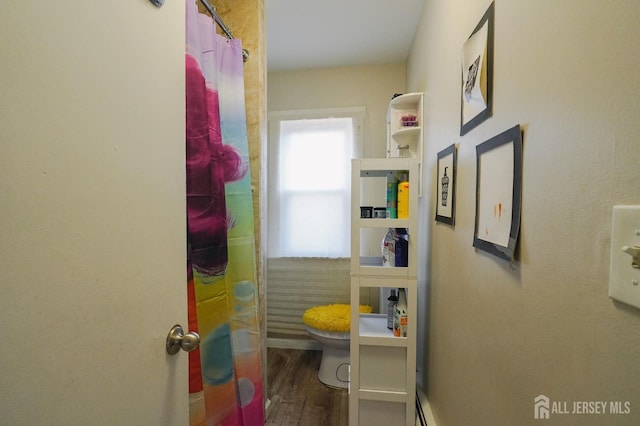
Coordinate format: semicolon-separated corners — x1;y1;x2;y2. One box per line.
386;172;398;219
386;289;398;329
393;288;408;337
381;228;397;267
397;180;409;219
394;228;409;267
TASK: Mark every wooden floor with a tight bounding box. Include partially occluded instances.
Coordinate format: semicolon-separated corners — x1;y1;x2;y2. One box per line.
266;348;348;426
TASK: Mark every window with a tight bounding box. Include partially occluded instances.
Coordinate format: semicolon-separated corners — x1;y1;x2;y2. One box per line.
268;108;364;258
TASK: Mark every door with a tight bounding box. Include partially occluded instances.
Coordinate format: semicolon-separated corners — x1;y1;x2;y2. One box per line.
0;1;187;424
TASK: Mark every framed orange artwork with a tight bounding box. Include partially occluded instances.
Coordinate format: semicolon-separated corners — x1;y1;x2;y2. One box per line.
473;124;523;262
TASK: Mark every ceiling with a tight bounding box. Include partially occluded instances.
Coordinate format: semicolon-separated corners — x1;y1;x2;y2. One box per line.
265;0;425;72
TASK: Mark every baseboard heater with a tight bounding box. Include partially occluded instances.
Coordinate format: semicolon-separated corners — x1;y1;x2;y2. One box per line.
416;386;437;426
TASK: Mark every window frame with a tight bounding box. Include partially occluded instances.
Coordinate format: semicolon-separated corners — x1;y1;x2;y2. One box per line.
267;107;366;258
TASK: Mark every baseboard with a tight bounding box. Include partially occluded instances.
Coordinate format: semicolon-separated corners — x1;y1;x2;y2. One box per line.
416;386;437;426
267;337;322;351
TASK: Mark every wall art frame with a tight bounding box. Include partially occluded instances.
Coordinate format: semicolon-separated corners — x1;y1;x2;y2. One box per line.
473;124;522;261
435;143;457;225
460;1;495;136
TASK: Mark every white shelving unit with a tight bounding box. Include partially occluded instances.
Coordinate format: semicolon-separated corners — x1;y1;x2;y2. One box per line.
349;158;418;426
386;92;424;196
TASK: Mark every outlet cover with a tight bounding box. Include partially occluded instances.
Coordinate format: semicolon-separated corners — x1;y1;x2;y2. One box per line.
609;205;640;309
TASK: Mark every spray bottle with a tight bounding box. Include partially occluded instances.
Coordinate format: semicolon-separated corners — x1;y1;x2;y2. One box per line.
393;288;408;337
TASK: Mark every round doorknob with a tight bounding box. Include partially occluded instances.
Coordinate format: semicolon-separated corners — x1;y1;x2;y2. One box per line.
166;324;200;355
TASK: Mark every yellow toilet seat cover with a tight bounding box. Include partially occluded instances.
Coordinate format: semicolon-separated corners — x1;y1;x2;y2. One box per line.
303;303;373;332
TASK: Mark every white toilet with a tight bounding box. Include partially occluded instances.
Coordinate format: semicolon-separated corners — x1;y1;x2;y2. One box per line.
305;326;350;388
302;303;372;389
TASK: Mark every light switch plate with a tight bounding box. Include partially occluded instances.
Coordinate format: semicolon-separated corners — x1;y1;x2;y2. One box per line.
609;205;640;309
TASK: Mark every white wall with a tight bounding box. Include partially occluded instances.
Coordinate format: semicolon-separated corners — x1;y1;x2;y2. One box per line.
408;1;640;425
268;63;406;158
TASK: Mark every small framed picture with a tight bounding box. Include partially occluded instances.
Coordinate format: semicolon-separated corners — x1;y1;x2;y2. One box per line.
460;2;495;136
473;125;523;261
435;144;457;225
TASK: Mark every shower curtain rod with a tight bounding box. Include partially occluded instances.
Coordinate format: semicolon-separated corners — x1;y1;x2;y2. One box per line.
198;0;250;62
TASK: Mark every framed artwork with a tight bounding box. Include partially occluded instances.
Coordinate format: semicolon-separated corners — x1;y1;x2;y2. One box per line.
435;144;457;225
473;124;522;261
460;1;495;136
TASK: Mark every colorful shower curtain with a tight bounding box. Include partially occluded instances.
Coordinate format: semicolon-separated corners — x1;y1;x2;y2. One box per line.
185;1;264;424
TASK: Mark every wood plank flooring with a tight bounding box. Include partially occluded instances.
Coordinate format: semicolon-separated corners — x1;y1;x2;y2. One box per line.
266;348;348;426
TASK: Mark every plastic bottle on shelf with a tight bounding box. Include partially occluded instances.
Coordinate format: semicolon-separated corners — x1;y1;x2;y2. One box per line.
386;289;398;329
381;228;397;267
385;172;398;219
394;228;409;267
393;288;408;337
397;180;409;219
